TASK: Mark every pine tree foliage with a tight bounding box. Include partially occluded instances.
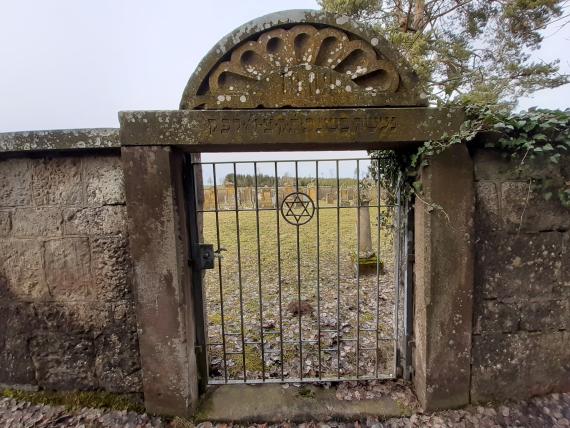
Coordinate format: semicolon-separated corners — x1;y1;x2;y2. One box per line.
319;0;570;106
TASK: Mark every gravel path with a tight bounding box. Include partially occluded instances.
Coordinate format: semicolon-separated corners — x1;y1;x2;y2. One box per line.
1;392;569;427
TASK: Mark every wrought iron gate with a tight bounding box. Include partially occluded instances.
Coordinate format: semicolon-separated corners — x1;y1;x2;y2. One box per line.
186;155;411;385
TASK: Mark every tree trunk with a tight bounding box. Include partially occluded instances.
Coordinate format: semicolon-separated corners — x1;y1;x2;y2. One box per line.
413;0;426;32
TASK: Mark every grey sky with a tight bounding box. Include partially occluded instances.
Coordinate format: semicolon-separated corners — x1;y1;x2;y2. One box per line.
1;0;569;165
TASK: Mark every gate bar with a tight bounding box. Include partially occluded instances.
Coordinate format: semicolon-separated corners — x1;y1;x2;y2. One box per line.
336;160;341;379
294;161;304;380
356;160;361;378
315;162;322;379
232;163;247;381
253;163;266;381
274;161;285;381
375;160;382;378
211;164;228;383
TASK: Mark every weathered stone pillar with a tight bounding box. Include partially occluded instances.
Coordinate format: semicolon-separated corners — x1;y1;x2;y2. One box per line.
121;146;199;416
413;144;475;410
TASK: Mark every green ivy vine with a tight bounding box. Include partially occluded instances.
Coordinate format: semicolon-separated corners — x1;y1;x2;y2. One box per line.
370;106;570;207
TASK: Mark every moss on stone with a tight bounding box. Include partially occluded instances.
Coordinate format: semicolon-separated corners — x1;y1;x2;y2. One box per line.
0;389;144;413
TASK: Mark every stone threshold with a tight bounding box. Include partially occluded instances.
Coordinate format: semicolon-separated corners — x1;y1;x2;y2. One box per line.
194;384;411;423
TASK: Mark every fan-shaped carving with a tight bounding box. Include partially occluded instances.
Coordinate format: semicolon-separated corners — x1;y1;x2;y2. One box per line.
186;25;403;109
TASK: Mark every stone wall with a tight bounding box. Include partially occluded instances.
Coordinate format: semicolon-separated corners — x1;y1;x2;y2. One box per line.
471;148;570;402
0;151;142;393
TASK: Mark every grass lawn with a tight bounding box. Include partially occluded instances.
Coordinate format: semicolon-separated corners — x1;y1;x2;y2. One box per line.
202;199;400;382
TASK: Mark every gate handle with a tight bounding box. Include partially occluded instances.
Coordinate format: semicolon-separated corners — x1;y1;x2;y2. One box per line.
214;247;227;258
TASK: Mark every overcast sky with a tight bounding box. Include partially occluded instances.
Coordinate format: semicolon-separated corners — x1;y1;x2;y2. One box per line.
0;1;568;164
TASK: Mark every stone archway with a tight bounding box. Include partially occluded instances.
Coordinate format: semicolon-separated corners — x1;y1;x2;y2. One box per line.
119;10;465;417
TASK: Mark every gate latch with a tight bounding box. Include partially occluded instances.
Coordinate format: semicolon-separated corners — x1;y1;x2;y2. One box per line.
192;244;215;270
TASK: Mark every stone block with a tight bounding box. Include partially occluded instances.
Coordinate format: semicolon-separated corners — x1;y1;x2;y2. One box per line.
0;210;11;236
32;157;82;206
30;332;96;390
90;236;131;300
475;181;500;231
474;299;519;334
28;300;140;392
44;238;91;300
471;331;570;402
0;303;37;385
63;207;91;235
520;299;569;332
95;304;142;393
12;207;62;237
64;205;127;236
32;302;110;337
83;156;125;206
476;231;564;299
474;149;564;181
0;239;47;300
90;205;127;235
501;181;570;233
0;158;32;207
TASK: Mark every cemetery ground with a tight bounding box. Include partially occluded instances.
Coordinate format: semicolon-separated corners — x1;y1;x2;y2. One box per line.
202;203;399;382
2;389;569;427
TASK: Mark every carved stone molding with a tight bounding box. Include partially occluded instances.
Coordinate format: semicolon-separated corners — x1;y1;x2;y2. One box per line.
181;10;427;109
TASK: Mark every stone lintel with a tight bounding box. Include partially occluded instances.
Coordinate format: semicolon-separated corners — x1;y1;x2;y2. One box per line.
413;144;475;410
121;146;199;416
119;108;464;151
0;128;119;154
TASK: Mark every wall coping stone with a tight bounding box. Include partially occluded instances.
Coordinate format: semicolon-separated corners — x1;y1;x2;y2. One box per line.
0;129;120;154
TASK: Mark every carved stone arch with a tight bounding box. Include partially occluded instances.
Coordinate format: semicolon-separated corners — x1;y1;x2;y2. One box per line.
180;10;427;109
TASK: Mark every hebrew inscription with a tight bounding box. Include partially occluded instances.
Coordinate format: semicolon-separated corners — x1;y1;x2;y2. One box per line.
206;113;398;138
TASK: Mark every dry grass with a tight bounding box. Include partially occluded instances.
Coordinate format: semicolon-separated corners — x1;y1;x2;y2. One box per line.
0;389;144;413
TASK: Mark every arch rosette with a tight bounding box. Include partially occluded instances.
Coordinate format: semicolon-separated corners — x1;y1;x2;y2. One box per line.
181;10;427;109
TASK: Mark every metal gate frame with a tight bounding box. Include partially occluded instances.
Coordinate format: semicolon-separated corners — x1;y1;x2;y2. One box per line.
184;154;414;387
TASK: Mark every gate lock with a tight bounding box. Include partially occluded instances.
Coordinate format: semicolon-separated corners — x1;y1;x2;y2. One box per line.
192;244;224;270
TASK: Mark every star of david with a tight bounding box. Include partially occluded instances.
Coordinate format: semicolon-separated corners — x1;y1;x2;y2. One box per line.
281;192;315;226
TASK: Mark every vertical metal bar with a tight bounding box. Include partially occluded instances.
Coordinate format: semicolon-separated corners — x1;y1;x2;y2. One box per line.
212;164;228;383
375;159;382;378
295;161;303;380
356;160;361;378
233;163;247;382
393;175;402;377
403;201;415;380
253;163;266;381
336;160;341;379
315;161;322;379
274;162;284;381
